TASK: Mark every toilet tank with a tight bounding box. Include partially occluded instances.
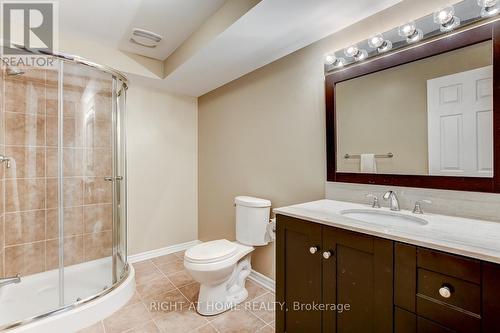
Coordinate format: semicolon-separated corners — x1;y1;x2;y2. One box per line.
235;196;271;246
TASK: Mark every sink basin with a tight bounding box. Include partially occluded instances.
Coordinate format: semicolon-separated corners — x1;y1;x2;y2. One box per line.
340;209;428;227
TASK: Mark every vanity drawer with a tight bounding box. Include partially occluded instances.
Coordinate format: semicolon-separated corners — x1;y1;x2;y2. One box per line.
417;268;481;314
416;295;481;333
417;316;457;333
395;307;458;333
417;248;481;284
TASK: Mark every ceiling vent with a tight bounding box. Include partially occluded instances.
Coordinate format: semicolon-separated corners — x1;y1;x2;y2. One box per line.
130;28;162;48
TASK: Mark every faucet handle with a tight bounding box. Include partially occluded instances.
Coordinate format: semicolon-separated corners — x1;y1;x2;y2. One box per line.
366;194;380;208
412;200;431;214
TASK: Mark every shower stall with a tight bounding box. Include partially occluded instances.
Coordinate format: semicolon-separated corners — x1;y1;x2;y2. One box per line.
0;52;130;331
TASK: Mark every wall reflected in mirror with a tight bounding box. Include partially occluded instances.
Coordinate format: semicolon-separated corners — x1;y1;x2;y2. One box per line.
336;40;493;178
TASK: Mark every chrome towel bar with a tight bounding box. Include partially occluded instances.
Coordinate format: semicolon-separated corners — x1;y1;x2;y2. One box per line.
344;153;394;159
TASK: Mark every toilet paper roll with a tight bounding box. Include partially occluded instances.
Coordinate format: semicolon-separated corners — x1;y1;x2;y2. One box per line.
265;219;276;242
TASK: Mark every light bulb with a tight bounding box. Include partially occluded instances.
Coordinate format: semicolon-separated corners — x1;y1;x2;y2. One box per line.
478;0;500;17
333;57;345;68
434;6;455;25
399;22;423;44
378;40;392;53
344;45;367;62
368;34;384;48
324;55;345;68
407;29;423;43
325;55;335;65
354;50;368;61
344;45;359;58
478;0;498;7
368;34;393;53
398;21;416;37
434;6;460;32
481;6;499;16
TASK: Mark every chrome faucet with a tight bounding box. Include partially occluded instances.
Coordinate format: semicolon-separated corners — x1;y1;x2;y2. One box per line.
0;274;21;288
0;155;11;168
383;191;400;211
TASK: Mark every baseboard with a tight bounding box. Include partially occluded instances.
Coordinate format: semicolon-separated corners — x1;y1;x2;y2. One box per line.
248;269;275;293
128;240;276;293
128;240;201;263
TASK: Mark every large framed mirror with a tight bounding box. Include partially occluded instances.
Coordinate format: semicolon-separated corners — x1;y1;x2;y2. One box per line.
326;22;500;192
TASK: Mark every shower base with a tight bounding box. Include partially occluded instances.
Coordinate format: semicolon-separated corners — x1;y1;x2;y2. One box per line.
0;257;135;332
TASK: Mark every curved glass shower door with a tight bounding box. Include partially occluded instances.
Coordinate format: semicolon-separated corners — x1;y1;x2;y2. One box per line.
61;62;115;304
0;58;128;329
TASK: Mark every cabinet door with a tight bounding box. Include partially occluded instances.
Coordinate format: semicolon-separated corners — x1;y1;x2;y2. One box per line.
482;262;500;332
322;227;393;333
276;215;323;333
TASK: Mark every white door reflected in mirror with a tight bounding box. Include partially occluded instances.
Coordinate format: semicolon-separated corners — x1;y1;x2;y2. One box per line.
427;66;493;177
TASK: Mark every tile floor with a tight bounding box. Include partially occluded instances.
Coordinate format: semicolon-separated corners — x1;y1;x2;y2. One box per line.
78;251;275;333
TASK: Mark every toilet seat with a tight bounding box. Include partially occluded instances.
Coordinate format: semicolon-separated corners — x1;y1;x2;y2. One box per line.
185;239;239;264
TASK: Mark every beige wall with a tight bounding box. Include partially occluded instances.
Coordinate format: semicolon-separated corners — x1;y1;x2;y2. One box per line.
198;0;458;279
127;85;198;255
336;41;492;175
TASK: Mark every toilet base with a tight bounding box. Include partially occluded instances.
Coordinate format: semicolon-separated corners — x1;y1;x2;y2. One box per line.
196;255;252;316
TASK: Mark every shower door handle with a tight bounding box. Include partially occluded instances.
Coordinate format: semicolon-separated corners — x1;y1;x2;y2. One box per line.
104;176;123;181
116;176;123;205
104;177;124;203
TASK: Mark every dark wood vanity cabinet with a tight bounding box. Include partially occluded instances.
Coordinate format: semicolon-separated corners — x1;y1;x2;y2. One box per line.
276;215;393;333
394;244;500;333
276;215;323;332
276;215;500;333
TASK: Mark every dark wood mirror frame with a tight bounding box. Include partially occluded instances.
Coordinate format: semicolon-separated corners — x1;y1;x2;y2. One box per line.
326;21;500;193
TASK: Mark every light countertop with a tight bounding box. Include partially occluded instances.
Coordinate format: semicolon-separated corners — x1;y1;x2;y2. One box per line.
274;199;500;264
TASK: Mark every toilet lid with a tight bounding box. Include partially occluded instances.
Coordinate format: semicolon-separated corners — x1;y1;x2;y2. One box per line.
185;239;238;263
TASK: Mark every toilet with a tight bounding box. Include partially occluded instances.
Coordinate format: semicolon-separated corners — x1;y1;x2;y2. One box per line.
184;196;273;316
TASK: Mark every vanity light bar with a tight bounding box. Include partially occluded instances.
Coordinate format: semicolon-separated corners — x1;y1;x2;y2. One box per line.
324;0;499;73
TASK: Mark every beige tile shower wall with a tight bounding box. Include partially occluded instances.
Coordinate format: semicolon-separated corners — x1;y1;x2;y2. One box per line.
198;0;458;279
1;66;114;278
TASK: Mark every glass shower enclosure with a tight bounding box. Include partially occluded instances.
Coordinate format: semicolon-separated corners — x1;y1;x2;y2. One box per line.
0;54;128;329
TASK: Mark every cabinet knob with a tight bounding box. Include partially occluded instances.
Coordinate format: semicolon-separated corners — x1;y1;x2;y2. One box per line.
439;285;452;299
323;251;332;259
309;246;319;254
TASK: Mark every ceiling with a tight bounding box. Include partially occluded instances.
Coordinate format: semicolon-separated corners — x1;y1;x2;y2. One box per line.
159;0;403;96
117;0;226;60
58;0;225;60
57;0;402;97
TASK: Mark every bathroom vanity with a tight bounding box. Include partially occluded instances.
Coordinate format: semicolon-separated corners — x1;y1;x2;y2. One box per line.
275;200;500;333
291;8;500;333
